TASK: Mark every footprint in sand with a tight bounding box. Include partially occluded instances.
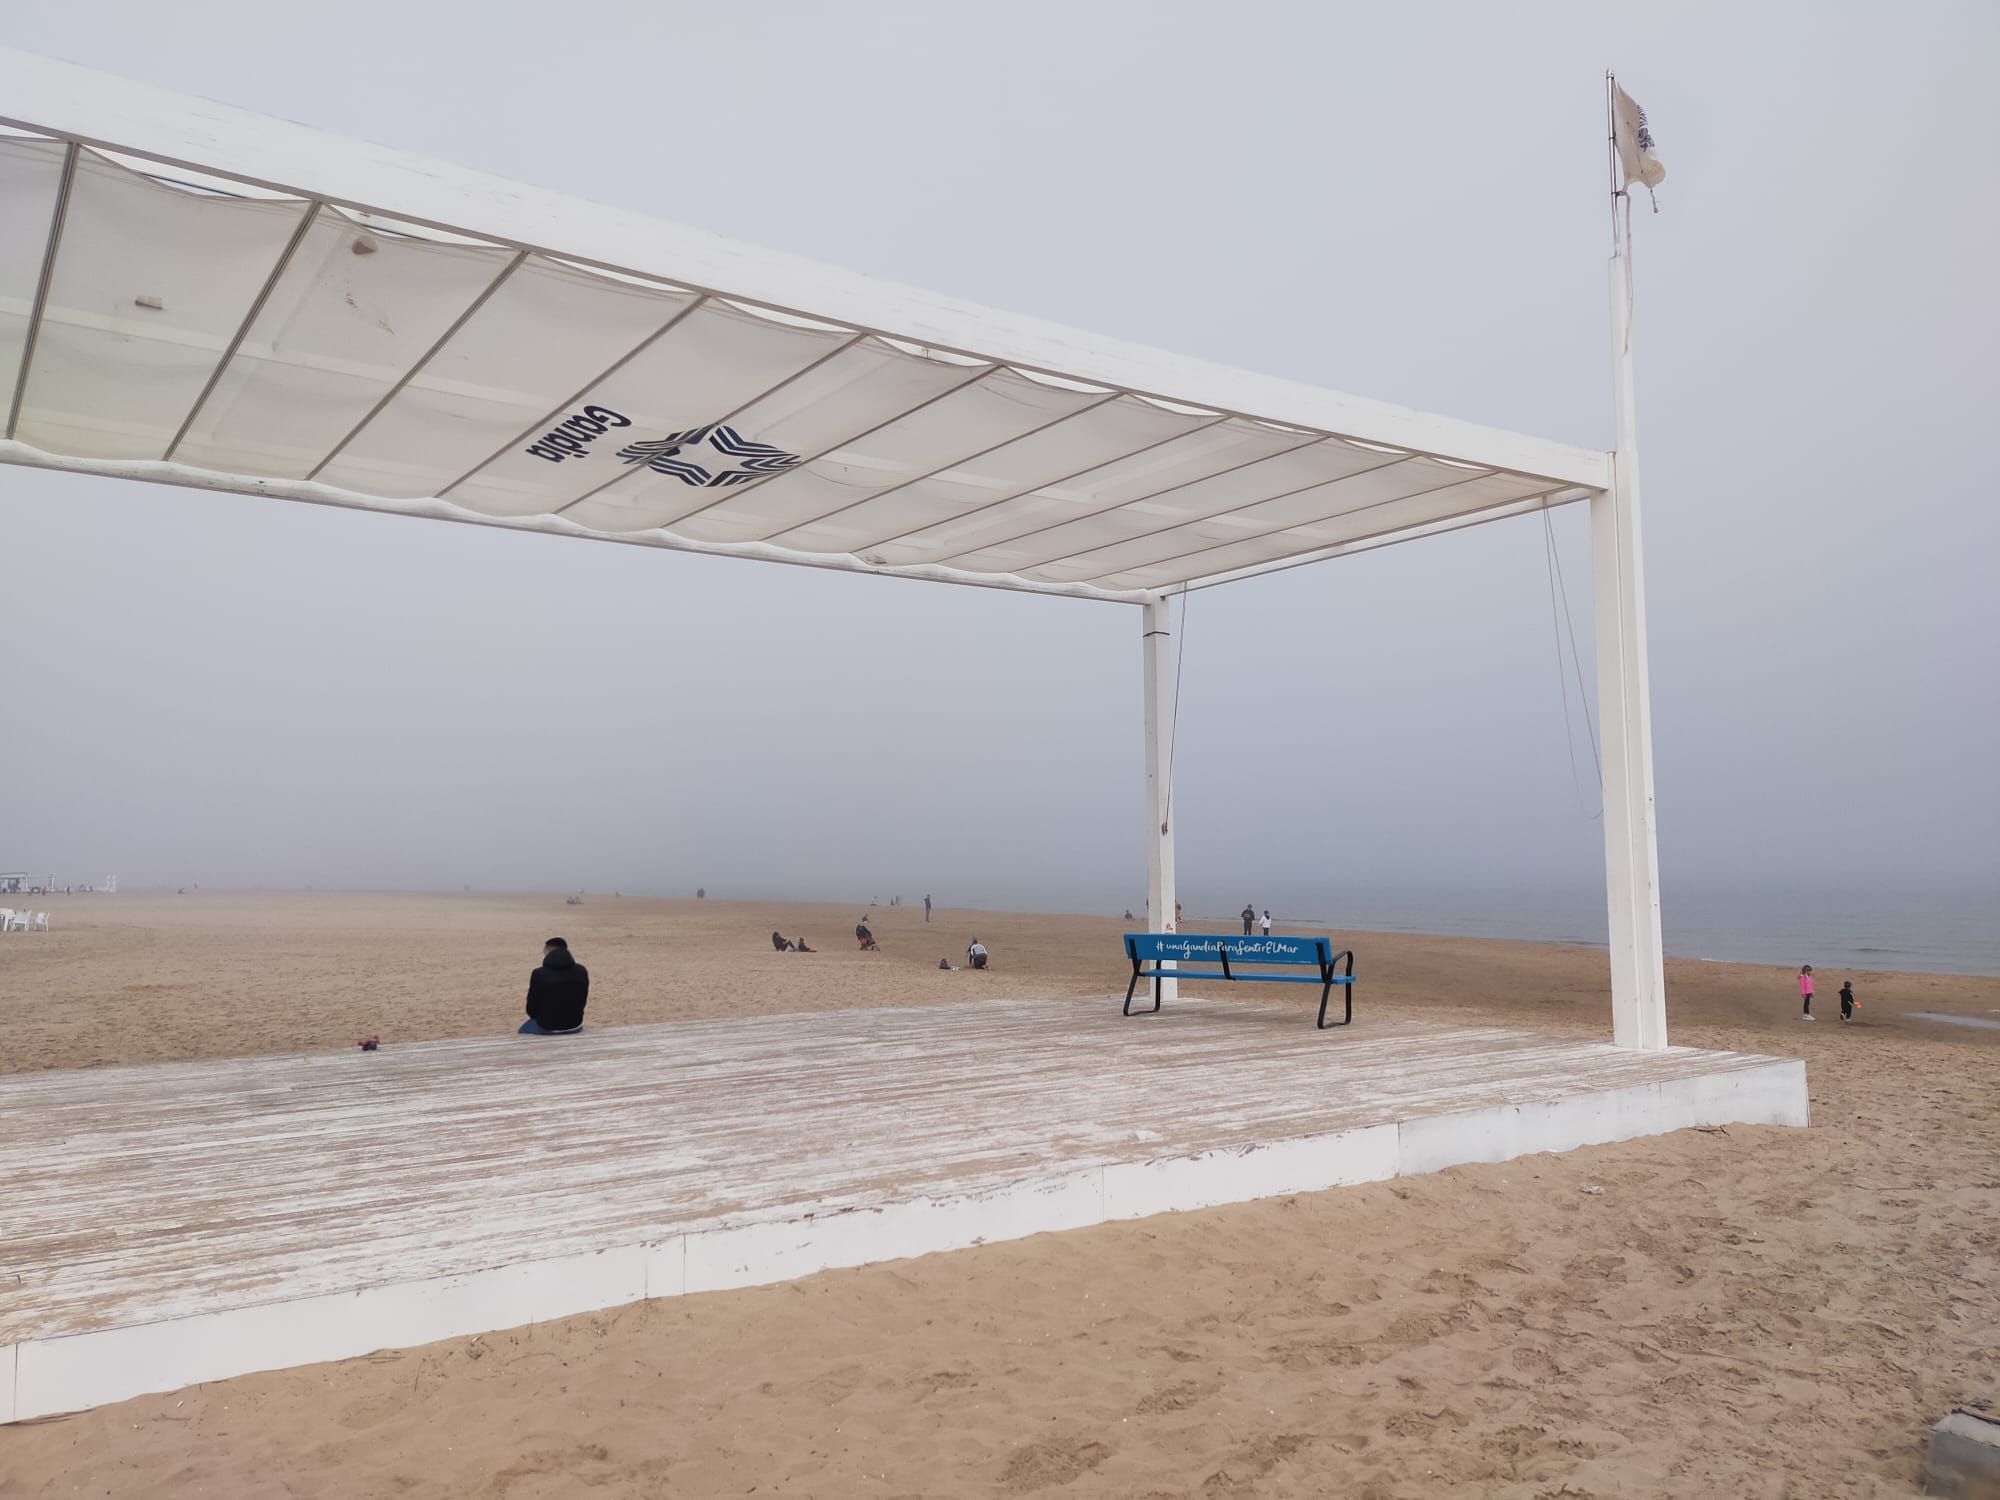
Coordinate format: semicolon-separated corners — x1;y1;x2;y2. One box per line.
909;1367;979;1399
1135;1378;1220;1415
1270;1336;1369;1372
1383;1407;1468;1437
998;1438;1111;1493
1380;1307;1475;1345
1512;1346;1562;1378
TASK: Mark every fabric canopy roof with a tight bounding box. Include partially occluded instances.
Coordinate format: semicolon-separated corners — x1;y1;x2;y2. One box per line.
0;50;1606;602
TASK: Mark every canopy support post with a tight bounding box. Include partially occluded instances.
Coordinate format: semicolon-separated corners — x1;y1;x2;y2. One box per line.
1141;595;1179;1003
1593;240;1669;1051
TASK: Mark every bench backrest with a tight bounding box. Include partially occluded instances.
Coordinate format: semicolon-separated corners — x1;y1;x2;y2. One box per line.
1125;932;1332;968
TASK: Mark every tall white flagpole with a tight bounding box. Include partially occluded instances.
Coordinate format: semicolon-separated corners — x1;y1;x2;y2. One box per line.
1593;72;1669;1050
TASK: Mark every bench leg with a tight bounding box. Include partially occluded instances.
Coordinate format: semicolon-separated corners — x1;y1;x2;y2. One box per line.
1316;983;1354;1029
1123;970;1162;1017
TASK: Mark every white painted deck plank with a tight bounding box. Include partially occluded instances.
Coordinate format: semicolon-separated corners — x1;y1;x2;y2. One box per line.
2;998;1788;1346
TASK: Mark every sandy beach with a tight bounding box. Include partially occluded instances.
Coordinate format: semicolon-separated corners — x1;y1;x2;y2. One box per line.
1;891;1995;1497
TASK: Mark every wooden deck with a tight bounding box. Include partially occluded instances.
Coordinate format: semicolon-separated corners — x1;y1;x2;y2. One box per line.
0;998;1806;1420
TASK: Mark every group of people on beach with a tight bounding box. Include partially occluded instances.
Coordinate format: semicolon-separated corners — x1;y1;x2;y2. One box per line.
863;894;934;921
856;915;989;970
513;904;992;1038
766;905;943;955
514;936;1863;1046
511;920;1872;1050
1798;966;1858;1023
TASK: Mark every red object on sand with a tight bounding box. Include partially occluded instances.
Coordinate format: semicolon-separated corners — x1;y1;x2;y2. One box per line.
358;1036;379;1051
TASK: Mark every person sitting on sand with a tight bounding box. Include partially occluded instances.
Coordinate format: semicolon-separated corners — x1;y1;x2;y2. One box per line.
771;930;791;952
794;936;814;953
855;921;878;951
967;938;989;971
520;938;588;1035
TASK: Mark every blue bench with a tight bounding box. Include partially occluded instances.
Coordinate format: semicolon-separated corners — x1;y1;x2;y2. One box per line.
1123;932;1356;1029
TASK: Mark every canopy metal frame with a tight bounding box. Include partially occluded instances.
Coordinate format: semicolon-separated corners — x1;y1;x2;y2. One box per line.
0;49;1668;1050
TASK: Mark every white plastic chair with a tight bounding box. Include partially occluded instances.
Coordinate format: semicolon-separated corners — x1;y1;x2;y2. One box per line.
0;909;21;933
30;911;50;931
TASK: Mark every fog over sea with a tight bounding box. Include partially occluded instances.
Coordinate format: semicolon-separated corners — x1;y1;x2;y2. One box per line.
1174;879;1999;978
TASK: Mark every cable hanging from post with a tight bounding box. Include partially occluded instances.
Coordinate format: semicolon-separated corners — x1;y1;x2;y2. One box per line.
1161;585;1190;835
1542;505;1602;821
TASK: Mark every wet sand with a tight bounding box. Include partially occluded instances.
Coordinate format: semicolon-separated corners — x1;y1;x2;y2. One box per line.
0;891;1994;1497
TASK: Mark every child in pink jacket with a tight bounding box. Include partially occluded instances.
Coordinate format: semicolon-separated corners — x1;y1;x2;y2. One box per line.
1798;965;1815;1020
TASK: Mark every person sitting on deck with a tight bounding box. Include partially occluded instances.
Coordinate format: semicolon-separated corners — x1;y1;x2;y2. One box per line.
856;921;878;951
520;937;588;1035
967;938;989;970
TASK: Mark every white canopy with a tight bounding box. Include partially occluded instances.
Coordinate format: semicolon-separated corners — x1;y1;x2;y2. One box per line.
0;49;1605;603
0;51;1671;1054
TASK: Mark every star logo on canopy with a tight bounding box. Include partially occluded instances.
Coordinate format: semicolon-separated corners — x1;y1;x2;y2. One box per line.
616;425;803;488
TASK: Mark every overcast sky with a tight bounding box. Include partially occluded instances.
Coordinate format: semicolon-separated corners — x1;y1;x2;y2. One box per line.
1;1;1994;913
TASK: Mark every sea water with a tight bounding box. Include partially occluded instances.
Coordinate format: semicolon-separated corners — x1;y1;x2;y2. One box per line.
1201;879;2000;978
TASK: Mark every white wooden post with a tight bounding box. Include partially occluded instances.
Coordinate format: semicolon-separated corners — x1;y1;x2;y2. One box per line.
1592;244;1669;1051
1142;594;1178;1002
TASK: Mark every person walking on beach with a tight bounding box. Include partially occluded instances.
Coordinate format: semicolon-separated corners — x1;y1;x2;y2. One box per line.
1241;904;1255;937
924;893;932;923
1798;964;1815;1021
520;937;588;1035
1260;909;1273;937
1839;979;1856;1023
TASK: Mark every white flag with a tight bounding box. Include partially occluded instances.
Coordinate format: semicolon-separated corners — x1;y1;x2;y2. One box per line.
1612;82;1666;196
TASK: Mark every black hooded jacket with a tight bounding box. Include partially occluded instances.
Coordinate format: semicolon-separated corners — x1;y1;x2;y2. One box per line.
526;947;590;1031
